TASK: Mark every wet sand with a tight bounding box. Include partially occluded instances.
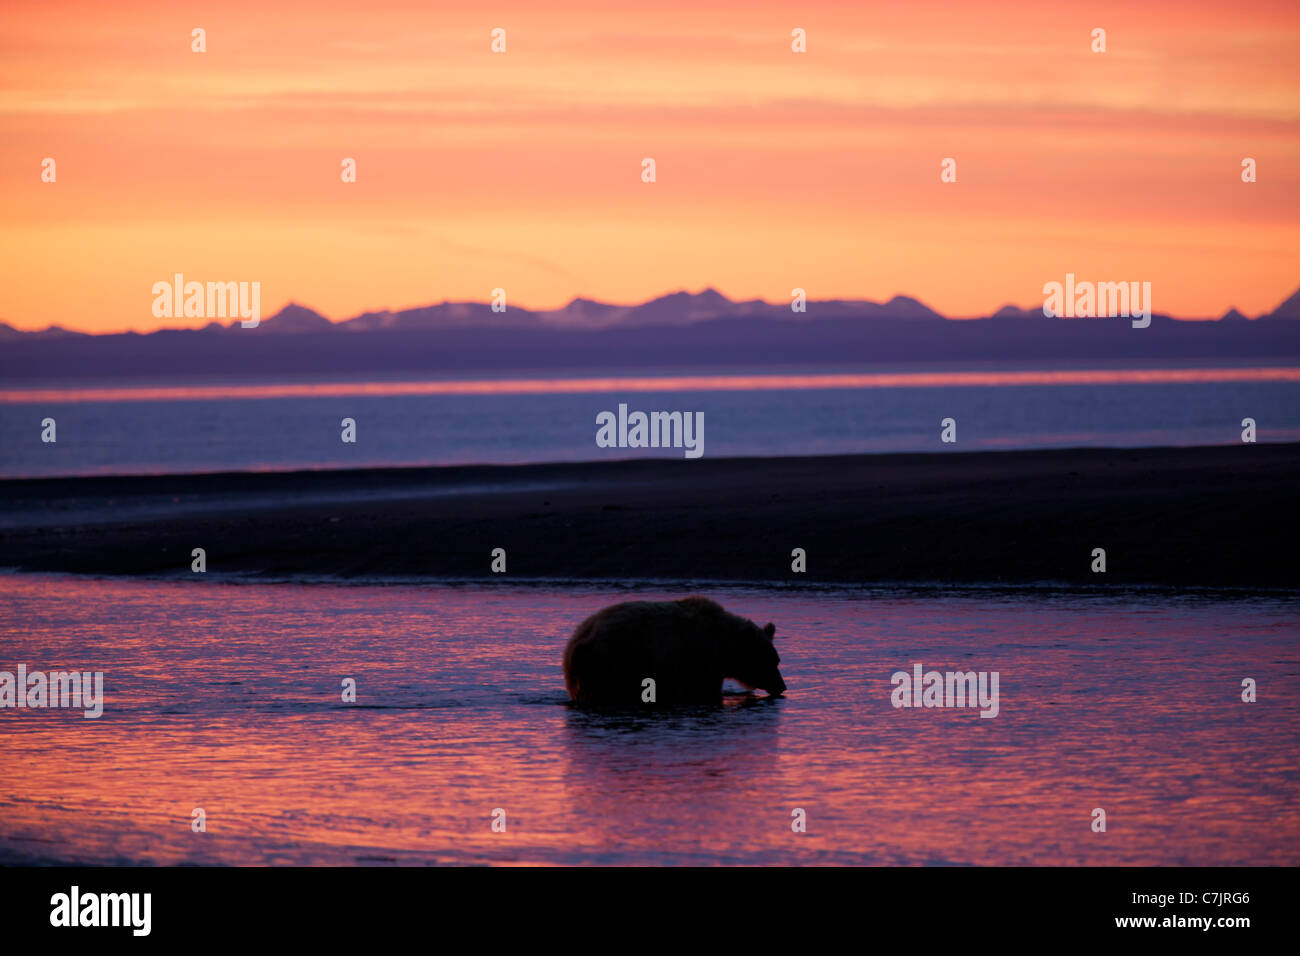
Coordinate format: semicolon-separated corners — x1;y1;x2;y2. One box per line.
0;444;1295;587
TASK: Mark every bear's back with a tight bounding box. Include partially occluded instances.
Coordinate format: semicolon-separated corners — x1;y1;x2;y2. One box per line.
564;598;726;703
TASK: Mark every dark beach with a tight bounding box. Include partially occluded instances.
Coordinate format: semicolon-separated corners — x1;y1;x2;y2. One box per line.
0;443;1294;588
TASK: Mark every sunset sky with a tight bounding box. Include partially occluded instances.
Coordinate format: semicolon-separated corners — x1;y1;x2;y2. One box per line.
2;0;1298;333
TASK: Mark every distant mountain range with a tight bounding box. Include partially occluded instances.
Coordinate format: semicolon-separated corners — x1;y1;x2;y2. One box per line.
1;286;1298;381
5;285;1300;341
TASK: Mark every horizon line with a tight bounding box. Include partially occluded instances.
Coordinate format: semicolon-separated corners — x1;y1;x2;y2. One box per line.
4;367;1299;404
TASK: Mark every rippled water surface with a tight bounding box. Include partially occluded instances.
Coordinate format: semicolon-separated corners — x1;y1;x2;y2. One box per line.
1;575;1296;865
3;370;1299;476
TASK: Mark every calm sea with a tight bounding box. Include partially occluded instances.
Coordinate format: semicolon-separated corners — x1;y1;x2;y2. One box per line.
1;366;1297;477
0;575;1295;865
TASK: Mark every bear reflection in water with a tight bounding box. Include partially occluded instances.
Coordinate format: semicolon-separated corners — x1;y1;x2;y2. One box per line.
563;596;786;706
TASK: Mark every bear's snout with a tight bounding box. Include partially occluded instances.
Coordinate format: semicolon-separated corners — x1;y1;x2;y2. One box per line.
767;674;787;697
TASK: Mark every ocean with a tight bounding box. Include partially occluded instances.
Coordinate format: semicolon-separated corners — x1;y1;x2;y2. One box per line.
1;366;1297;477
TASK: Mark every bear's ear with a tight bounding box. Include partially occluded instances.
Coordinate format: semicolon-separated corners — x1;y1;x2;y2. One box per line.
763;622;776;640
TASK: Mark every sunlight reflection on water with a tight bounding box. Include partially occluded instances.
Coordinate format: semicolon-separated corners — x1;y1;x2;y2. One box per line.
0;575;1296;865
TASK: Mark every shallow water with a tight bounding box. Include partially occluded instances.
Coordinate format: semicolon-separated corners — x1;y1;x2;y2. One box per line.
0;575;1296;865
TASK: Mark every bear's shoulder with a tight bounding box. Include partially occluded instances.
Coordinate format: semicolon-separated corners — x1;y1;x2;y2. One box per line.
675;595;726;616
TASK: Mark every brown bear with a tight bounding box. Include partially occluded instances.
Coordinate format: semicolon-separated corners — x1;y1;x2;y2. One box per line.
563;596;786;705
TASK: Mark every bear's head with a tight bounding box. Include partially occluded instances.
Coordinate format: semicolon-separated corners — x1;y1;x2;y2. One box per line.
727;618;786;697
